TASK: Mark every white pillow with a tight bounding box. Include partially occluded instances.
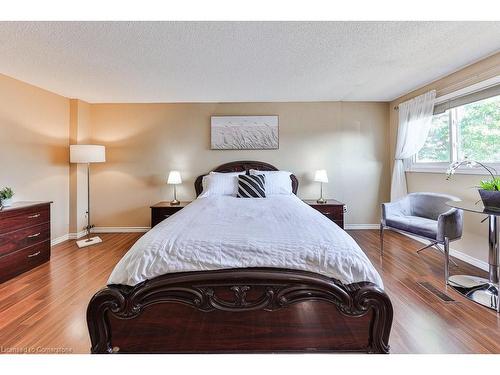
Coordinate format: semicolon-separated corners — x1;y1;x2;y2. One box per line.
199;171;244;197
249;169;293;195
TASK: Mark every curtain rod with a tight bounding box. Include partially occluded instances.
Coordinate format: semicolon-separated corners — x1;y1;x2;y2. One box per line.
392;70;500;111
394;77;500;111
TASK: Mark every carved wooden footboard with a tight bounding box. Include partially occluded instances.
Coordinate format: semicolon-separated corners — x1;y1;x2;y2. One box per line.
87;268;393;353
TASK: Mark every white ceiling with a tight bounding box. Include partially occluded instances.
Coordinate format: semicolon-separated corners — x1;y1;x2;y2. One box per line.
0;21;499;103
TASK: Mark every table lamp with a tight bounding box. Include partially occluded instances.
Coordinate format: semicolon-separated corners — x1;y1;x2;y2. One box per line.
314;169;328;204
70;144;106;248
167;171;182;205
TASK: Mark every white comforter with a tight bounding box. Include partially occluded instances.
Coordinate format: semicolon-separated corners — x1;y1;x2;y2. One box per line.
108;195;383;288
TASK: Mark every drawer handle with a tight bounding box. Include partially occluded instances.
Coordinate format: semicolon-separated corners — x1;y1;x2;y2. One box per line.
27;251;41;258
28;232;41;238
28;213;41;219
164;214;170;218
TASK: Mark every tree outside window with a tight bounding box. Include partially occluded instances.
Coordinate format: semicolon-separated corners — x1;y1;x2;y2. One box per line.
416;94;500;164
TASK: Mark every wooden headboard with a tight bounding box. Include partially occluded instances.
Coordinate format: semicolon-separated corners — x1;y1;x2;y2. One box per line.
194;161;299;196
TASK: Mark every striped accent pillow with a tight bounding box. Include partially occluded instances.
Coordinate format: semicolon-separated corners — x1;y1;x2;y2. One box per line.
237;174;266;198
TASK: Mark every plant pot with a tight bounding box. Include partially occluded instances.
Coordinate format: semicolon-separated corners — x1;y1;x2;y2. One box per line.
1;198;13;207
478;189;500;211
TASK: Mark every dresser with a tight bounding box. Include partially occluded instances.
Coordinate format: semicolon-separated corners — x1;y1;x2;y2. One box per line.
303;199;345;229
0;202;52;283
150;201;191;228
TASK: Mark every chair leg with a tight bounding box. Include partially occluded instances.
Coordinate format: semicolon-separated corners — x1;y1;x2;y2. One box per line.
416;242;436;254
434;243;458;267
417;241;458;267
444;237;450;285
379;223;384;256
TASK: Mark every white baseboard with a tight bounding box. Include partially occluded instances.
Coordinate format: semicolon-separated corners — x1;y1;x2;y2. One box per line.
92;227;150;233
345;224;379;230
449;248;489;272
51;230;87;246
402;232;489;272
51;234;70;246
69;230;87;240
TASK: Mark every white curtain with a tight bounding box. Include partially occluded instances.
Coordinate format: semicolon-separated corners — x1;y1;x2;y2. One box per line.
391;90;436;201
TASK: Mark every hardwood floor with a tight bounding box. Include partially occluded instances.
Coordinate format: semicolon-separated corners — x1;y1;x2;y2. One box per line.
0;230;498;354
350;230;498;354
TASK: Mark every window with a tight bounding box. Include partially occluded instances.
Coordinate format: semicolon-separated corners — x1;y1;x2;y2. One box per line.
456;96;500;162
411;84;500;171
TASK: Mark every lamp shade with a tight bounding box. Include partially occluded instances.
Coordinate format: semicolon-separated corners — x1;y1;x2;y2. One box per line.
167;171;182;185
314;169;328;183
70;145;106;163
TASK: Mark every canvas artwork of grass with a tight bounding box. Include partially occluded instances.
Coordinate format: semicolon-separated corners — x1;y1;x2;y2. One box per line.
211;116;279;150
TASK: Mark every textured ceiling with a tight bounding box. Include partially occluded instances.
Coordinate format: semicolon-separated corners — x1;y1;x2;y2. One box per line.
0;21;499;103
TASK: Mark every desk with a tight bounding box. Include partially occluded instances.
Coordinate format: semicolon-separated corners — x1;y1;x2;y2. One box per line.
446;200;499;312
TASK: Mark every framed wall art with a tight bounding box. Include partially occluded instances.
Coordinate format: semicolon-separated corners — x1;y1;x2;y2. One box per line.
211;115;279;150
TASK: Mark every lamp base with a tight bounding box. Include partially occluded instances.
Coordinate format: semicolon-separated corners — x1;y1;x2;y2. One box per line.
170;199;180;206
76;236;103;248
316;198;327;204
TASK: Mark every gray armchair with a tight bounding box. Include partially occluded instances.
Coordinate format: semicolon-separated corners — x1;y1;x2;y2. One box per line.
380;192;463;284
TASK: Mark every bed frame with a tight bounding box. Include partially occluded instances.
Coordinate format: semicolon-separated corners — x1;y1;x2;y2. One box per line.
87;161;393;354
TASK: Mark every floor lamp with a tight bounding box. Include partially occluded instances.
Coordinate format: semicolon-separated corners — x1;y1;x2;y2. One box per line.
70;144;106;248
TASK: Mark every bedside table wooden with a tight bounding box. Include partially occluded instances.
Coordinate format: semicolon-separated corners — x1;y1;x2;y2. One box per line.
150;201;191;227
303;199;345;229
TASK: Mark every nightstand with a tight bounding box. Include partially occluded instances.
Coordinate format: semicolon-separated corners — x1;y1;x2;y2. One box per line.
303;199;345;229
150;201;191;227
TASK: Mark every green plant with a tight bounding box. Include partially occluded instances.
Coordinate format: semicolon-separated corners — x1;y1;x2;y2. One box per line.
0;187;14;199
479;177;500;191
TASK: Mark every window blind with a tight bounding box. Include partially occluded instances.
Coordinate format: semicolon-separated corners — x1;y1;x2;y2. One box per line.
433;84;500;115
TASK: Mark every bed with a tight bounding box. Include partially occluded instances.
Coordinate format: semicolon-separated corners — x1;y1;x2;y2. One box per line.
87;161;393;353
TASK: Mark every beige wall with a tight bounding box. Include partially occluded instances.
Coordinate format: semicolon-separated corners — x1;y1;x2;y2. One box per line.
389;52;500;263
89;102;390;227
0;72;390;240
0;74;70;240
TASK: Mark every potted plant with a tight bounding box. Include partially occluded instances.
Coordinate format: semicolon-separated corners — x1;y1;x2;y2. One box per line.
0;187;14;207
447;160;500;210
